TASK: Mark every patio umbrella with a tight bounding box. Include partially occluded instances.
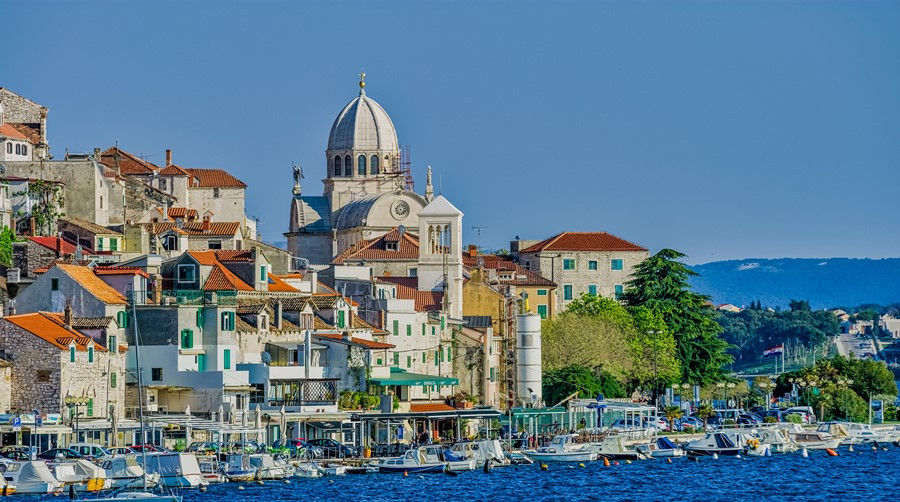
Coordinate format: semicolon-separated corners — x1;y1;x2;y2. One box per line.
254;404;262;443
218;404;225;423
184;405;192;447
279;405;287;443
110;407;118;448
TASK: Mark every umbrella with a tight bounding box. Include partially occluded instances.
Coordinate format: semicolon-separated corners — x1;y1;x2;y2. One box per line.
110;407;118;448
280;405;287;443
218;404;225;423
254;404;262;443
184;405;192;447
184;405;191;416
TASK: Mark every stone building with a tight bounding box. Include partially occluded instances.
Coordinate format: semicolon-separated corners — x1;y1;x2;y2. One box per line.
58;217;123;254
514;232;649;312
0;87;48;160
0;310;126;419
286;75;434;266
0;359;10;414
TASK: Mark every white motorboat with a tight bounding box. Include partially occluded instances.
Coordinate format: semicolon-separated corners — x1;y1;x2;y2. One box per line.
49;459;108;491
585;436;648;460
757;428;798;453
419;445;475;472
99;456;157;489
0;471;13;495
449;440;510;467
635;436;685;458
293;462;321;478
139;453;204;488
249;454;289;479
836;422;892;444
314;463;347;476
0;459;63;494
377;448;447;474
526;434;597;463
684;433;742;456
790;431;841;450
221;454;256;482
816;422;857;445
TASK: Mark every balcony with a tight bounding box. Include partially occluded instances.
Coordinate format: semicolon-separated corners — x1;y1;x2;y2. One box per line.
127;290;238;306
251;378;339;408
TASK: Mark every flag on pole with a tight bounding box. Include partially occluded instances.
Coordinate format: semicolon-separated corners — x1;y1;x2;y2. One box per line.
763;344;784;357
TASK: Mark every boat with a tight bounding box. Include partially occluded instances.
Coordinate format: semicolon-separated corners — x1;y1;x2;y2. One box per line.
314;463;347;476
816;422;857;445
790;431;842;450
525;434;597;463
292;463;321;478
0;470;13;495
98;457;157;490
197;458;226;484
757;428;798;453
684;433;742;456
220;454;256;482
345;465;379;474
49;459;108;491
249;454;288;479
585;435;648;460
448;440;510;467
635;436;685;458
139;453;205;488
377;448;447;474
836;422;892;444
0;459;63;494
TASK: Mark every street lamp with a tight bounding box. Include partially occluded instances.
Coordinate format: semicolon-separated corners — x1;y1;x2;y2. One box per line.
725;382;736;409
64;396;90;440
716;382;726;408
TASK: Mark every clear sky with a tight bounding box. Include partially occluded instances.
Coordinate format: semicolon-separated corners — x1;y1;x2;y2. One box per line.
6;1;899;263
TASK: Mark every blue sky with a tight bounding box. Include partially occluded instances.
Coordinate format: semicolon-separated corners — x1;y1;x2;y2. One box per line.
6;1;899;263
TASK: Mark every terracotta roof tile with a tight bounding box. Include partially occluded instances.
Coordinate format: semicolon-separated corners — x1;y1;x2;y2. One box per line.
28;236;79;255
375;276;444;311
315;334;395;349
332;228;420;264
4;312;107;351
167;207;198;220
520;231;647;253
56;263;127;304
7;123;40;144
215;250;253;261
463;255;556;287
100;147;159;175
0;123;29;141
158;164;191;176
410;403;456;413
267;273;299;293
71;316;114;329
186;168;246;188
93;266;150;279
60;217;122;236
314;315;336;331
187;251;254;291
351;313;388;334
150;222;240;236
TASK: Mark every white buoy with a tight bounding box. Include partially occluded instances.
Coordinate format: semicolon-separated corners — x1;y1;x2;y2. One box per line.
736;454;741;459
764;447;772;458
284;480;291;484
801;447;808;458
712;453;719;460
237;486;245;491
848;444;854;452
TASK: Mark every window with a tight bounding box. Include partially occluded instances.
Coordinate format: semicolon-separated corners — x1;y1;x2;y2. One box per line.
97;238;104;251
614;284;624;300
181;329;194;349
406;355;411;368
88;346;94;364
15;144;20;155
434;350;439;366
490;367;495;382
524;260;531;270
117;311;129;328
208;240;222;249
221;311;235;330
563;258;576;270
213;188;221;198
588;260;598;270
159;178;167;191
99;196;103;209
69;346;76;363
393;320;399;336
37;370;51;382
537;305;548;319
196;309;204;327
197;354;206;371
537;289;547;296
164;235;179;251
357;155;366;175
110;238;118;251
337;310;345;329
177;264;196;283
611;259;624;271
87;398;94;417
151;368;163;381
588;284;598;296
5;143;10;154
334;155;342;177
385;242;398;251
260;265;267;280
52;278;60;291
344;155;351;176
376;357;383;365
393;352;399;366
22;145;26;156
408;267;417;277
406;324;411;337
370;155;379;174
223;349;231;370
563;285;573;300
110;372;117;388
447;347;452;361
422;323;426;336
108;335;117;353
432;326;436;336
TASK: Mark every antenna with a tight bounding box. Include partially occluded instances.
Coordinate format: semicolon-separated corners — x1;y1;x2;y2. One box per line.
472;226;487;251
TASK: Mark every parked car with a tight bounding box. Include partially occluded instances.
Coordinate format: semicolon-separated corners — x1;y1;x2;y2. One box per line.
37;448;84;460
305;438;358;458
610;418;642;431
736;414;763;426
762;409;785;422
642;416;667;430
272;439;324;459
105;447;138;456
69;443;110;460
186;442;219;454
129;444;169;453
783;406;816;423
680;416;703;430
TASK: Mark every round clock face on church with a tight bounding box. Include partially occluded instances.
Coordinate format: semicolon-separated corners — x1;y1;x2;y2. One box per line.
391;200;410;220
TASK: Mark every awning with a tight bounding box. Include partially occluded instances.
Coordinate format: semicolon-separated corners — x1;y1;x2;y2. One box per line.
368;368;458;387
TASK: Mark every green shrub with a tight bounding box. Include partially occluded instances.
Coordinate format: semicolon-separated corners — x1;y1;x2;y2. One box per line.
785;414;802;424
763;416;777;423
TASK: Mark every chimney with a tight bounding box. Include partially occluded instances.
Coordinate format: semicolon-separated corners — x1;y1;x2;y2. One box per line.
93;147;101;163
202;214;211;233
468;244;477;258
152;274;163;304
55;236;62;257
309;269;318;294
165;149;172;166
64;300;72;329
29;217;35;236
274;300;283;330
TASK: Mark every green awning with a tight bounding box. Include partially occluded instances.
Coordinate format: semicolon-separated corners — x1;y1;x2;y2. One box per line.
369;368;458;387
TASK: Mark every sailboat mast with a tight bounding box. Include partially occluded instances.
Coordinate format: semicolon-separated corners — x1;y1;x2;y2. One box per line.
130;291;149;491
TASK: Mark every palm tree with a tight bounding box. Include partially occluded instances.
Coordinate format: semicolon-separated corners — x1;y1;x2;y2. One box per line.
663;406;683;432
696;404;716;431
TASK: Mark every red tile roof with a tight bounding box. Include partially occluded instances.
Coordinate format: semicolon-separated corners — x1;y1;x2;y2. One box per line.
186;168;246;188
266;273;299;293
332;228;420;264
376;276;444;311
4;312;107;351
93;266;150;279
168;207;198;220
0;123;29;141
7;123;40;144
315;334;395;349
463;255;556;287
56;263;128;304
410;403;456;413
150;221;240;236
188;251;254;292
100;147;159;175
28;236;79;255
520;231;647;253
60;217;121;236
215;250;253;261
158;164;191;176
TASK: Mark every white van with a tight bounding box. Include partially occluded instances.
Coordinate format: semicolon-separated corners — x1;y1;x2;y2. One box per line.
69;442;109;459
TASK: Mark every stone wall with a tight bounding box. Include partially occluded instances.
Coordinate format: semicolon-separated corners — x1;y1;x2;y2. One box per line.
12;240;59;279
0;364;11;413
0;321;64;414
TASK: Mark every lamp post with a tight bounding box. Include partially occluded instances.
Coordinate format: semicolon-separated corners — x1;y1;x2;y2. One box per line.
64;396;90;441
798;380;808;406
725;382;735;409
647;330;660;409
716;382;725;408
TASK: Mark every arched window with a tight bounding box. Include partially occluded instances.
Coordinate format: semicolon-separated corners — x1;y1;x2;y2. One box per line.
385;155;391;172
371;155;379;174
358;155;366;176
15;144;20;155
334;156;342;177
344;155;352;176
5;143;10;154
22;145;27;156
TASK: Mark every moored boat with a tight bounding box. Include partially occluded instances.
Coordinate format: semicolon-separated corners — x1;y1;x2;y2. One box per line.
0;459;63;494
684;433;742;456
586;435;647;460
525;434;597;463
635;436;685;458
790;431;841;450
377;448;447;474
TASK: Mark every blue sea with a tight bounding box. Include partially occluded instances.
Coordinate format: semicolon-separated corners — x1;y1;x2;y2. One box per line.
24;448;900;501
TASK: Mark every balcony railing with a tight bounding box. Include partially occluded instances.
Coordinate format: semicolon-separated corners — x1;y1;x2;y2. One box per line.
254;378;339;407
127;290;238;306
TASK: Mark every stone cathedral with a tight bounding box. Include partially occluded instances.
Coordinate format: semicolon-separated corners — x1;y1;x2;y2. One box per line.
285;74;435;266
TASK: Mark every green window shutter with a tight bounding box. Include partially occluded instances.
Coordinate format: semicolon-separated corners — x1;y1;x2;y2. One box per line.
97;238;104;251
87;398;94;417
337;310;345;328
70;346;76;363
197;309;203;328
393;352;399;366
440;316;445;330
88;346;94;363
260;265;267;280
447;346;452;362
197;354;206;371
434;350;439;366
110;238;118;251
421;323;426;336
376;357;383;365
432;326;436;336
406;324;411;337
537;289;547;296
224;349;231;370
406;356;411;368
490;367;495;382
439;346;444;362
422;352;426;363
393;320;399;336
422;385;428;393
110;372;117;388
537;305;548;319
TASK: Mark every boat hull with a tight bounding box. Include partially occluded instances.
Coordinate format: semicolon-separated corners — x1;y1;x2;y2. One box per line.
684;447;742;456
378;464;446;474
526;451;597;463
796;439;841;450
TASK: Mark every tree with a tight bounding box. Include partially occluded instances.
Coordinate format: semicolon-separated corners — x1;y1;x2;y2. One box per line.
542;365;625;406
14;180;65;236
663;406;683;432
541;312;633;376
696;404;716;430
628;306;680;393
789;299;811;312
0;226;15;267
622;249;732;385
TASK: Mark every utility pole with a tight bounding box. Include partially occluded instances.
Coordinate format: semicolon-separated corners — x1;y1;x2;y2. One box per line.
471;226;487;251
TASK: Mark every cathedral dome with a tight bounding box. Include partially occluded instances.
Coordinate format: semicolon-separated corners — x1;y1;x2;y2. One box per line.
327;87;399;152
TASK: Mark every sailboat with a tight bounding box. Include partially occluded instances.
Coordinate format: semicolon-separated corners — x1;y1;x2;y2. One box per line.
90;290;183;502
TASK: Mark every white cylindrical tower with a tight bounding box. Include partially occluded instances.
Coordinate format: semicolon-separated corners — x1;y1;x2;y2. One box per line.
516;313;543;406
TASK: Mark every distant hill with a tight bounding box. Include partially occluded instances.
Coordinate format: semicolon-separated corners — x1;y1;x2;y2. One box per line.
689;258;900;309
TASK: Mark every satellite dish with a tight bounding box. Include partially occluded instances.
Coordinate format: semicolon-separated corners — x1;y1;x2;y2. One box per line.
397;225;406;237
